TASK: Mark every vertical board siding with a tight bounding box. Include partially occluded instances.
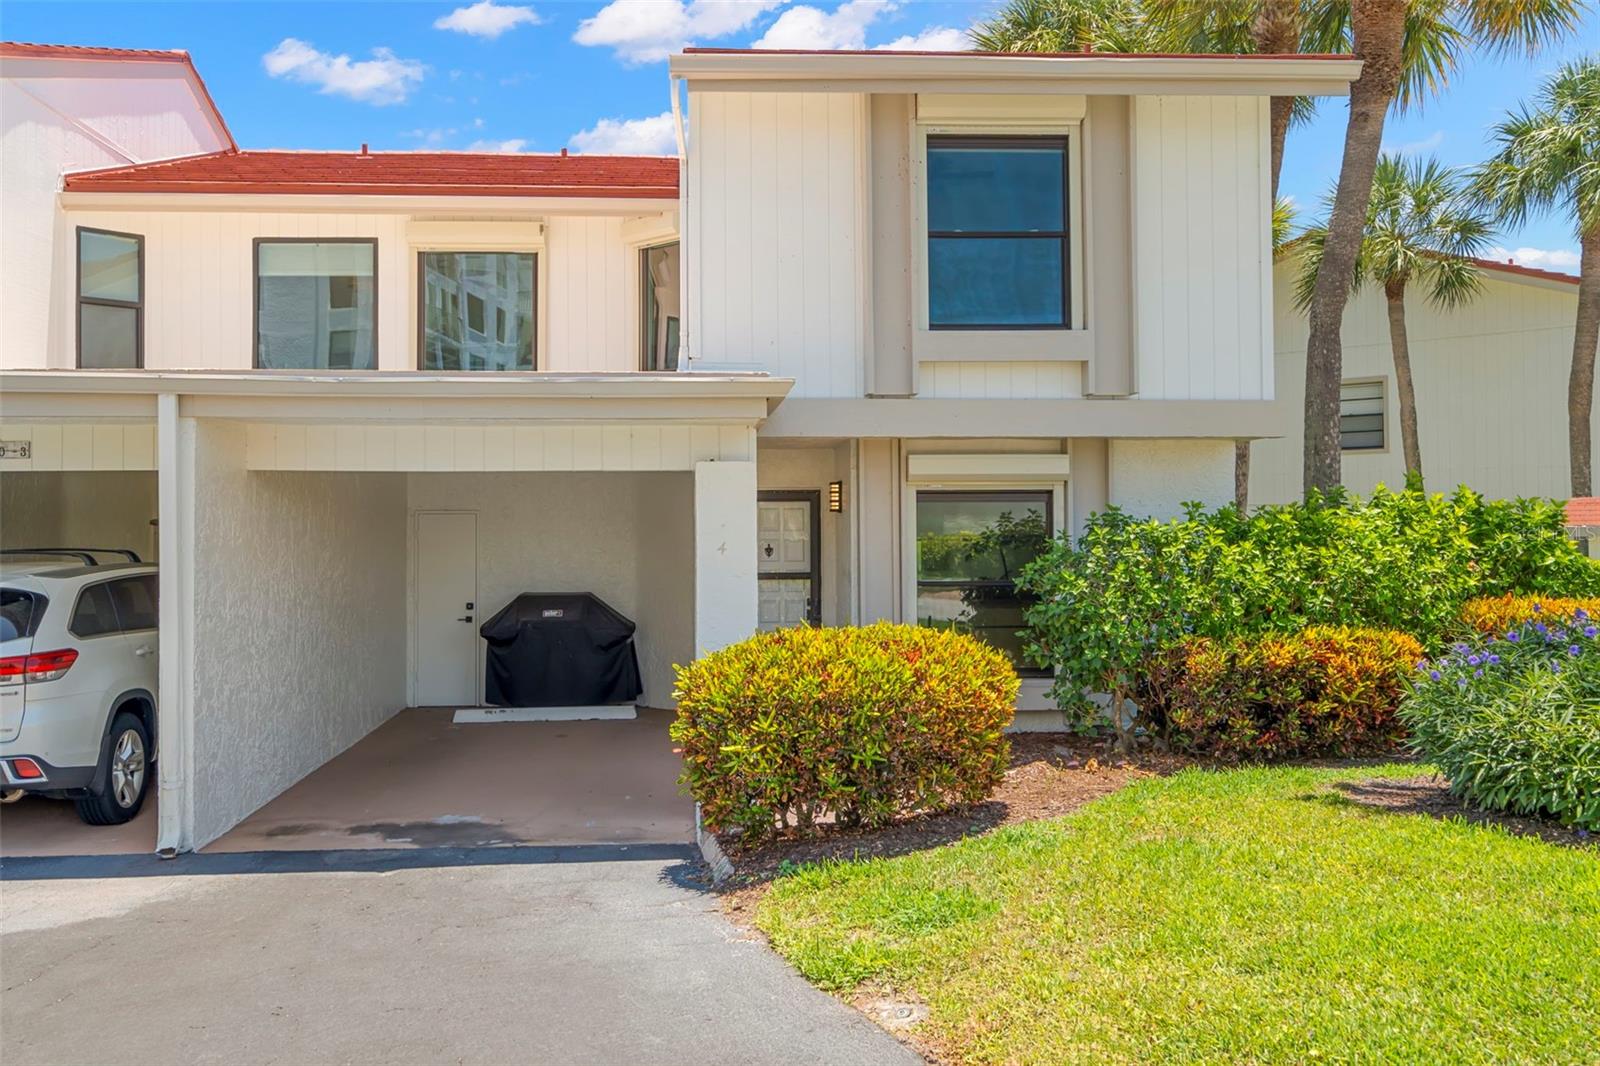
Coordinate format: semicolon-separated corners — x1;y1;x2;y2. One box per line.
26;208;639;373
1252;267;1597;504
1132;96;1270;400
0;422;157;470
689;90;863;397
918;361;1085;399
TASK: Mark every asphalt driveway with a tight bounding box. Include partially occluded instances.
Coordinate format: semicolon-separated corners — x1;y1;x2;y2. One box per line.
0;847;919;1066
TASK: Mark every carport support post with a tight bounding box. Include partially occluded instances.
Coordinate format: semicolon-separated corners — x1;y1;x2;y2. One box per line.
693;459;757;654
155;394;196;855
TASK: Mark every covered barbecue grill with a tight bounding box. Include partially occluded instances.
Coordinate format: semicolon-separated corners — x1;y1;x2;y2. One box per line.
478;592;643;707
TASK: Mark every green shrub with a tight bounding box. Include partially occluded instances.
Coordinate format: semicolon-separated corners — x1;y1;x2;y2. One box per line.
1019;488;1600;728
1146;627;1424;758
1401;620;1600;831
670;624;1017;840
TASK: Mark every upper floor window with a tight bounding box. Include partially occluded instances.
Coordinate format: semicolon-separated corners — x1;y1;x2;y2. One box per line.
255;239;376;370
926;136;1069;330
420;251;536;371
640;242;680;371
77;227;143;368
1340;379;1386;451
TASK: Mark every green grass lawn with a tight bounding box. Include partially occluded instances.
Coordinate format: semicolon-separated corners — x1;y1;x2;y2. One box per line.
755;765;1600;1065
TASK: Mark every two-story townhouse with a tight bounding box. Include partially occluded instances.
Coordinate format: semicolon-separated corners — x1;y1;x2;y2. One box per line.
0;44;1360;854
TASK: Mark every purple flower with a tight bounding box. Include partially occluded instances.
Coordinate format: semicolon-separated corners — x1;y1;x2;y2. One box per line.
1487;654;1501;665
1467;654;1481;666
1576;608;1590;622
1584;626;1597;639
1507;631;1521;642
1536;623;1549;635
1552;662;1563;674
1532;602;1544;613
1570;645;1582;656
1474;668;1484;677
1453;642;1470;654
1429;670;1441;681
1457;678;1469;688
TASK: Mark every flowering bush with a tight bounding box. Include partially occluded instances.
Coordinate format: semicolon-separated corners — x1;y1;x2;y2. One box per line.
1145;627;1423;758
1460;593;1600;636
1401;615;1600;831
671;624;1017;840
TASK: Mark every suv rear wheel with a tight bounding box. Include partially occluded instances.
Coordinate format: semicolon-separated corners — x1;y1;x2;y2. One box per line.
74;712;150;826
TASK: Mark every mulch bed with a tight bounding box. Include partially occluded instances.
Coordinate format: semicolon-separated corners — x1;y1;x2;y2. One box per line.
716;734;1195;912
1331;774;1597;849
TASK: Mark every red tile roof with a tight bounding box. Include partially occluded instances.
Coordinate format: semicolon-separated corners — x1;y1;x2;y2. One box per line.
1;41;237;151
1567;498;1600;528
1466;255;1579;286
62;149;680;199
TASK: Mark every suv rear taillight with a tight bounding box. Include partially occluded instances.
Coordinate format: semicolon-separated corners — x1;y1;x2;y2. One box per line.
0;649;79;684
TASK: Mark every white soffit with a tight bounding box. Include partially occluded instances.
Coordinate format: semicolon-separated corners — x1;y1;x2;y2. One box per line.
918;93;1085;125
907;453;1071;483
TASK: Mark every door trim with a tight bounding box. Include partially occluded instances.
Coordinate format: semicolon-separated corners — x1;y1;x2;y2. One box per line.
757;490;822;626
409;509;480;707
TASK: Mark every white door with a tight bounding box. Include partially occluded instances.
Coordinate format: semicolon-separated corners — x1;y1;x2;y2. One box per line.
757;494;819;631
416;511;478;706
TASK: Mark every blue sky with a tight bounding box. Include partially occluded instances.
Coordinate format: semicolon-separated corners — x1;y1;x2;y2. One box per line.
5;0;1596;270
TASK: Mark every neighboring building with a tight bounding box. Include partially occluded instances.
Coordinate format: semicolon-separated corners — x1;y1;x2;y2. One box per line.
0;42;1361;851
1253;254;1592;504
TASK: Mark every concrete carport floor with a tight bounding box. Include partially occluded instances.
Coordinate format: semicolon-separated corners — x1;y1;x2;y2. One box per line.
207;707;695;852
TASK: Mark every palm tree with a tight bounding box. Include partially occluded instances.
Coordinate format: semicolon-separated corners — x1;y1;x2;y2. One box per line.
1296;0;1585;496
1471;58;1600;498
1294;155;1492;485
970;0;1161;54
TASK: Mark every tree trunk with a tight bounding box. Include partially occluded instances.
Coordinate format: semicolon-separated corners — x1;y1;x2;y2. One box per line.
1301;0;1406;497
1234;441;1251;512
1384;279;1423;484
1570;227;1600;498
1268;97;1293;200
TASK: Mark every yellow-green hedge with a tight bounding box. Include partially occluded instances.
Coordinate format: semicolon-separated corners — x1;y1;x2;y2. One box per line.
671;623;1017;840
1460;593;1600;636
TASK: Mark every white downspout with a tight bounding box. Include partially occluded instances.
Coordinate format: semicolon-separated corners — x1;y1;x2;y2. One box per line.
670;72;692;370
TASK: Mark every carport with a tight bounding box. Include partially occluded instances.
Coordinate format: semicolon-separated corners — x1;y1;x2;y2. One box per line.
1;370;789;855
0;391;161;855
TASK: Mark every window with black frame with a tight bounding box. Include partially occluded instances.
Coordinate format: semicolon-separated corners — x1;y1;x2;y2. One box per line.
915;490;1051;672
255;239;377;370
926;135;1070;330
77;227;143;368
420;251;536;371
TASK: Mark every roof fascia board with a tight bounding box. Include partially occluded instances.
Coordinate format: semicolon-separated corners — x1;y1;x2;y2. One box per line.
670;53;1361;95
686;75;1351;96
59;191;680;215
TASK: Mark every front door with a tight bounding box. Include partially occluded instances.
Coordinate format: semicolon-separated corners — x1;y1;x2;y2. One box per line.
416;511;478;706
757;491;821;630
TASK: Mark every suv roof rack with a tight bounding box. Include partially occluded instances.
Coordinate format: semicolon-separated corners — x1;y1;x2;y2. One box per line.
0;548;143;565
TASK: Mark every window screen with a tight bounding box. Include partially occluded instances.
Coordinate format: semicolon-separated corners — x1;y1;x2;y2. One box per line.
927;137;1069;329
1340;380;1386;451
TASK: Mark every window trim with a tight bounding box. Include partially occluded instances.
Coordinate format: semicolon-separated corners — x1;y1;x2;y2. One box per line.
76;226;144;369
924;134;1071;332
1339;376;1390;454
253;237;379;371
415;250;538;372
910;487;1055;677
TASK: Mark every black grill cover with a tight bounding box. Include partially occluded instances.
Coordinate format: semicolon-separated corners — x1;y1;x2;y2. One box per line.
479;593;642;707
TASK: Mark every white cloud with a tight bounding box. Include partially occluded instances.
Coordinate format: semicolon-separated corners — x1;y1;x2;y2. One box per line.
1486;245;1581;273
403;126;458;145
435;1;542;39
874;24;970;51
1383;129;1445;156
569;111;678;155
574;0;785;64
262;38;425;105
752;0;893;50
465;138;529;153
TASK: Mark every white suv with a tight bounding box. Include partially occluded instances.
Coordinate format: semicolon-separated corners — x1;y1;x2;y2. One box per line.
1;550;158;825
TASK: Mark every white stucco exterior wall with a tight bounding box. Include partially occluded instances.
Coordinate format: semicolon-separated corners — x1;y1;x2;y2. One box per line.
189;421;407;847
1108;439;1234;519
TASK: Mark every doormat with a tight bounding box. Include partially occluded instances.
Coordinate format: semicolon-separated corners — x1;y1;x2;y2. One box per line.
452;705;638;723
